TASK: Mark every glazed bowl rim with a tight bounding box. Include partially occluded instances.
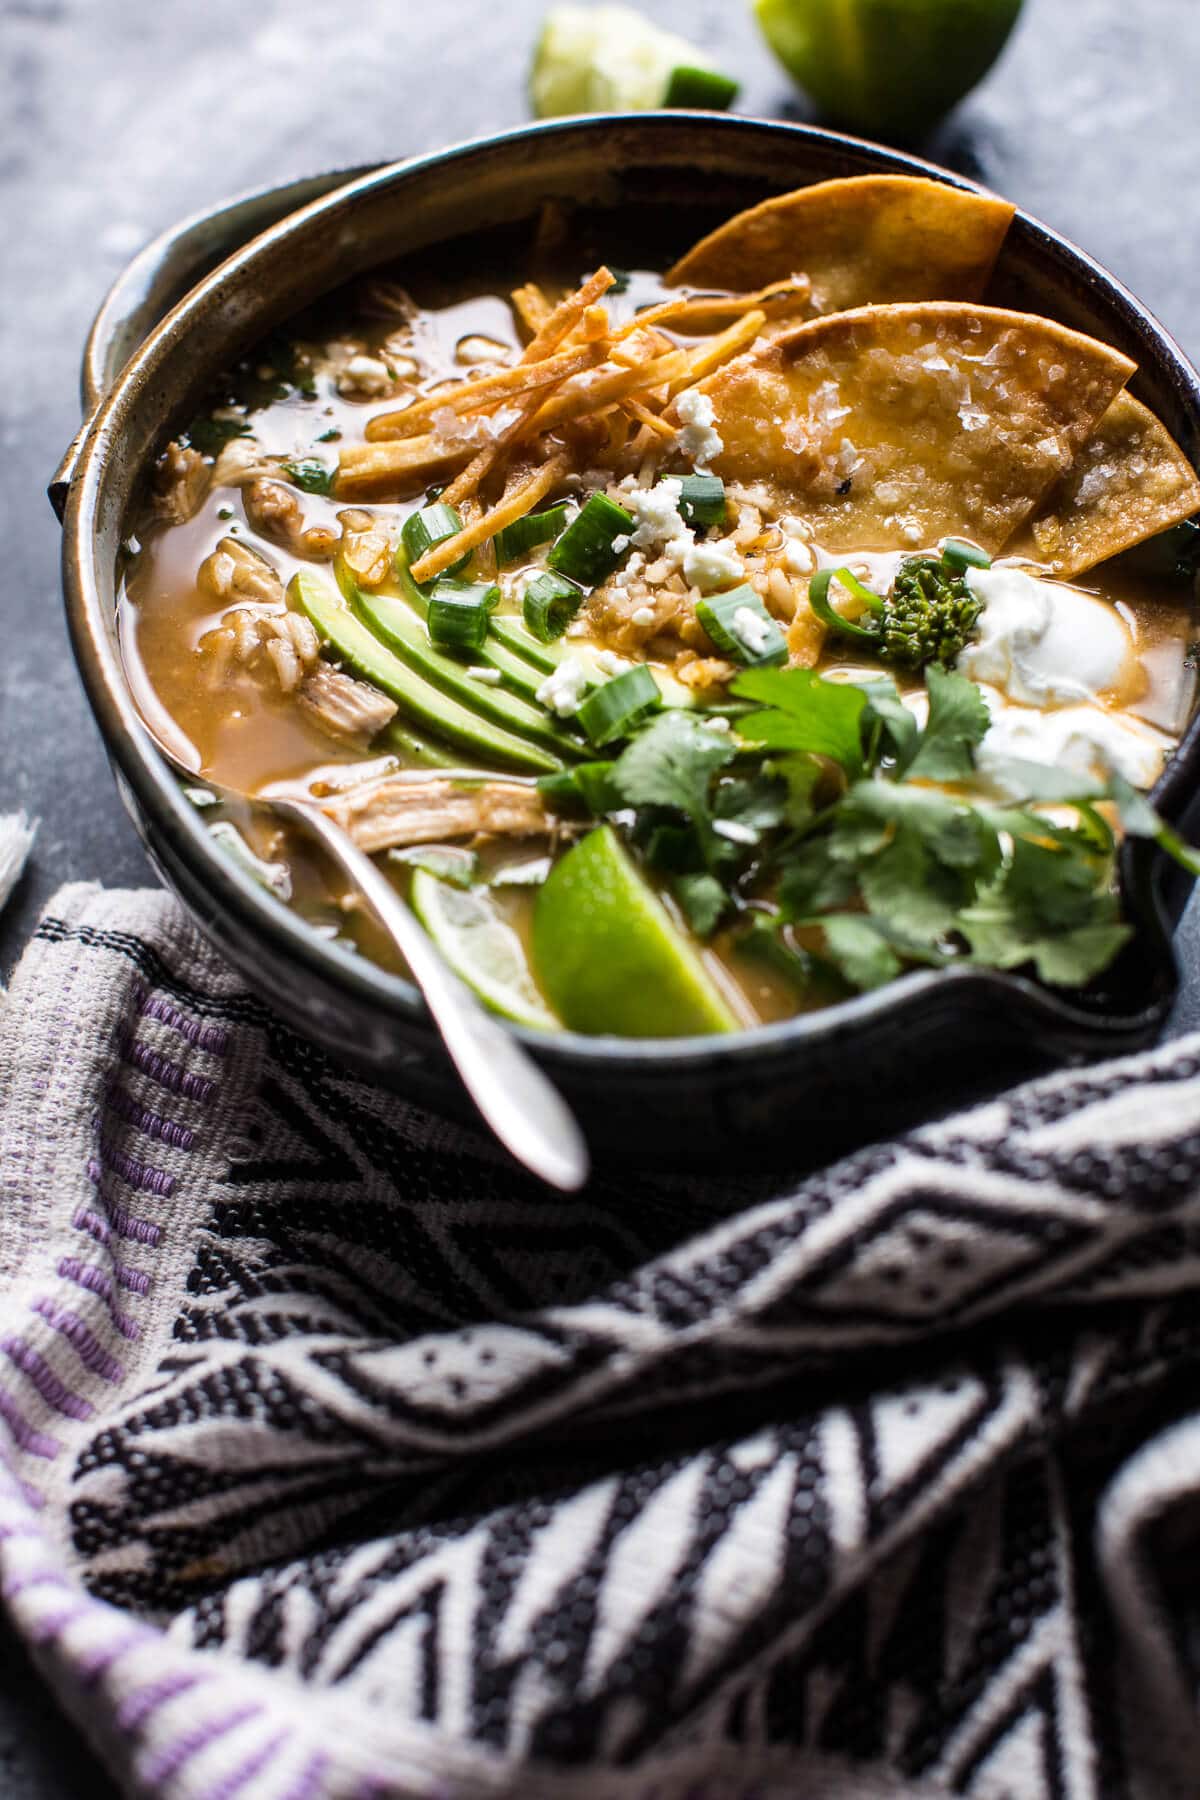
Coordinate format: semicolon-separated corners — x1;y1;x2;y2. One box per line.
60;110;1200;1072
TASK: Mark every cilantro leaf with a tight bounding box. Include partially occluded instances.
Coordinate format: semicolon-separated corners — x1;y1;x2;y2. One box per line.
187;413;251;456
959;884;1131;986
610;711;736;814
673;872;728;937
732;667;866;774
829;782;1000;945
1108;772;1200;878
282;458;335;496
778;837;858;917
905;666;991;782
976;758;1107;805
817;916;904;991
610;711;737;869
859;677;919;774
713;771;788;839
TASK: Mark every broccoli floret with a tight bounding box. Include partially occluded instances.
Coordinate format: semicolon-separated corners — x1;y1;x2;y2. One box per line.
878;557;984;667
808;553;983;670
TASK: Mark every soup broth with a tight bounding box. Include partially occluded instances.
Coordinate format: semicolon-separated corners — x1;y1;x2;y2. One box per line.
120;184;1200;1038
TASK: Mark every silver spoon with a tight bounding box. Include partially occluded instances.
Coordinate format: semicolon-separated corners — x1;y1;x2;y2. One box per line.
143;725;590;1192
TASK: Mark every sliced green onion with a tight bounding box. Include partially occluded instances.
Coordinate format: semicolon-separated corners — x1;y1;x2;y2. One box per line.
576;665;662;747
426;579;499;653
547;493;633;589
671;472;726;528
696;584;787;667
281;458;334;495
806;567;883;644
663;64;740;109
494;504;571;566
402;503;470;576
522;571;585;643
941;538;992;573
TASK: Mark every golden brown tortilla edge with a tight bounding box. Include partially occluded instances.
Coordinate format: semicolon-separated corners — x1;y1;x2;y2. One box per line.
664;174;1015;291
1010;394;1200;576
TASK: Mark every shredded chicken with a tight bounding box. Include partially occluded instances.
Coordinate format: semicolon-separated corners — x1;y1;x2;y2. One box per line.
321;776;550;854
212;437;278;488
295;663;398;746
152;442;209;523
198;536;284;608
195;538;321;694
242;478;336;561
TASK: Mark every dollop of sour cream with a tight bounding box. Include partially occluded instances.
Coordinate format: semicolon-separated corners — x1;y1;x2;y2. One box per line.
894;680;1169;793
960;565;1142;708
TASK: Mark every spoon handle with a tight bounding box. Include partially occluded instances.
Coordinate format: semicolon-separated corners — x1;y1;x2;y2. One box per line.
286;802;590;1192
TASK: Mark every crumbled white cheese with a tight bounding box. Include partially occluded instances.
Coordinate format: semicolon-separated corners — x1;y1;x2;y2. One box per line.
613;550;647;590
611;533;632;554
536;657;588;717
338;355;393;399
595;649;633;676
630;605;656;628
466;666;502;685
731;606;773;657
617;475;694;566
675;388;725;472
782;537;814;577
712;818;758;845
683;537;744;593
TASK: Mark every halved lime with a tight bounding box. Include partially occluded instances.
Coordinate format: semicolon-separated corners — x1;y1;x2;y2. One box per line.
754;0;1024;139
410;869;559;1031
530;5;738;118
531;825;738;1037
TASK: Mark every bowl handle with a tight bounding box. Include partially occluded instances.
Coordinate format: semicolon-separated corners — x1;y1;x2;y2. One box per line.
46;164;378;524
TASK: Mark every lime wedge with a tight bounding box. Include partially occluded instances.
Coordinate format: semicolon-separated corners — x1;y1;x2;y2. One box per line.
753;0;1023;139
531;825;738;1037
409;869;559;1031
530;5;738;117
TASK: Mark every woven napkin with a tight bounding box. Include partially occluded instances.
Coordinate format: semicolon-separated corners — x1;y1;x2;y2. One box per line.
3;877;1200;1800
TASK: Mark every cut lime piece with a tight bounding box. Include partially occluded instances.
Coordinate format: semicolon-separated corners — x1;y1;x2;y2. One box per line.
753;0;1023;139
530;5;739;117
410;868;559;1031
531;825;738;1037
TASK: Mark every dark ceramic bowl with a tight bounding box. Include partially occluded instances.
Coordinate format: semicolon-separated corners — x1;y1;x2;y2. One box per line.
52;114;1200;1169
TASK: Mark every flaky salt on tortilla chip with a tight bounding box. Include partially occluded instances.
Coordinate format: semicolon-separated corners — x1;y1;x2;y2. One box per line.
665;176;1015;317
1008;391;1200;576
699;302;1135;554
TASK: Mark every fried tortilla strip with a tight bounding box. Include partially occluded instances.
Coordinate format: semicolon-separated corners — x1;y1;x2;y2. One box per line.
1009;391;1200;576
527;347;694;433
700;303;1135;553
335;434;471;501
522;266;616;363
364;342;605;441
409;454;569;583
512;281;554;336
611;277;813;341
322;775;549;855
667;176;1015;317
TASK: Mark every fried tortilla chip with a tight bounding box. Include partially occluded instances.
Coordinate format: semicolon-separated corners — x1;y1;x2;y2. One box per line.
1009;392;1200;576
666;176;1015;317
699;303;1135;554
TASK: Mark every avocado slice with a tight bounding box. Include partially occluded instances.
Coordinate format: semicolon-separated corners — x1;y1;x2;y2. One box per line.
342;564;585;761
289;572;561;775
